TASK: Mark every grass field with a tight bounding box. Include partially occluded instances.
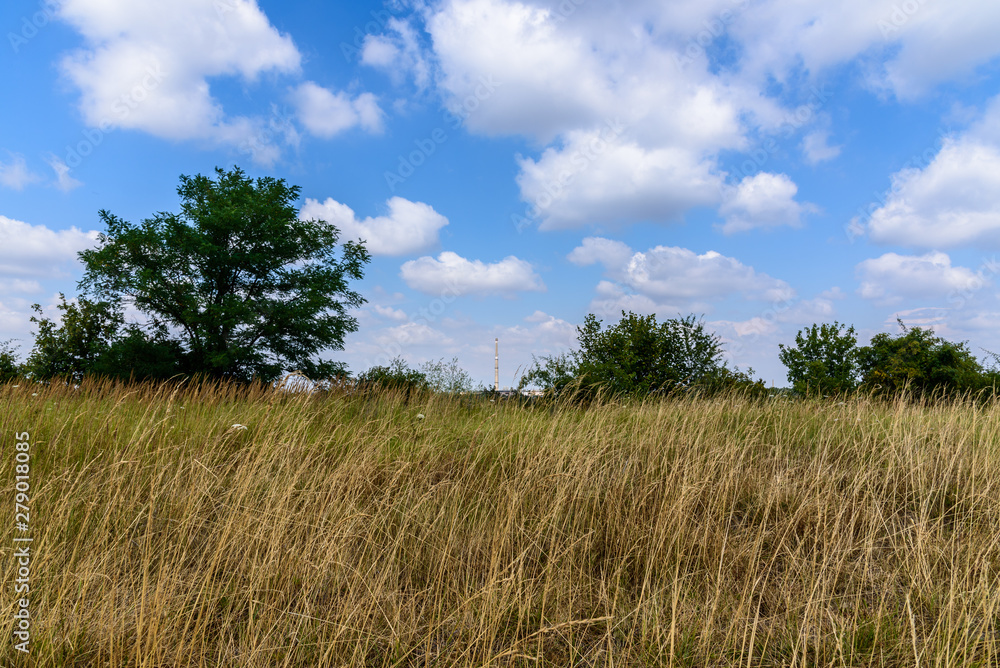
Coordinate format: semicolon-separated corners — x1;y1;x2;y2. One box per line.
1;379;999;666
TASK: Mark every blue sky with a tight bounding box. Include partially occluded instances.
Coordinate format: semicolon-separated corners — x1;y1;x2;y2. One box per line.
3;0;1000;387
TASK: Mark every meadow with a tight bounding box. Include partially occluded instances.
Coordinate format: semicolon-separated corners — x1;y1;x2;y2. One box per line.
1;379;999;666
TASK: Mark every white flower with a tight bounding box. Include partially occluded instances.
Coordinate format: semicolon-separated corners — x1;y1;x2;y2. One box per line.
31;393;37;396
416;414;425;420
231;424;248;431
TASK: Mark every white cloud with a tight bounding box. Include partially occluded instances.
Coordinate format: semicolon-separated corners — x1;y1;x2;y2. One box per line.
367;0;1000;230
54;0;301;156
375;322;454;348
801;130;841;164
517;132;724;230
856;252;983;303
400;251;545;296
45;155;83;192
300;196;448;256
0;279;43;295
569;237;795;306
427;0;610;141
361;17;431;90
290;82;383;138
718;173;814;234
720;294;839;339
867;137;1000;249
372;305;408;322
566;237;633;269
0;216;98;278
0;153;40;191
732;0;1000;99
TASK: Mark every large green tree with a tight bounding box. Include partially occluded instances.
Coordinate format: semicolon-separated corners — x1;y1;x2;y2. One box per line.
778;321;860;396
78;167;370;381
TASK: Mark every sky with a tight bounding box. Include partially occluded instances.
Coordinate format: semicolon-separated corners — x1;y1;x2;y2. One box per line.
3;0;1000;388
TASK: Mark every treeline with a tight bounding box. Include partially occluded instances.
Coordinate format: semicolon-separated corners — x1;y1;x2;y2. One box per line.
778;320;1000;398
514;312;1000;401
5;304;1000;403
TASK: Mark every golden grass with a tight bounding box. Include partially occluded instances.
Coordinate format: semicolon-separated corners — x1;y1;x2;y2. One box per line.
1;378;999;666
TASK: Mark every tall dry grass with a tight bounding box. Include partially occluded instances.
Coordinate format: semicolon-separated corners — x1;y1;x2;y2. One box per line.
1;378;999;666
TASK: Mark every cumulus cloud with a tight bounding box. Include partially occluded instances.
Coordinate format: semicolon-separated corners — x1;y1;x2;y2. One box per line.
566;237;633;269
856;252;983;303
0;153;40;191
51;0;375;160
718;173;815;234
300;196;448;257
517;132;724;230
369;0;1000;230
569;237;795;306
400;251;545;296
290;82;383;138
0;215;98;278
417;0;755;229
866;136;1000;249
732;0;1000;99
56;0;299;144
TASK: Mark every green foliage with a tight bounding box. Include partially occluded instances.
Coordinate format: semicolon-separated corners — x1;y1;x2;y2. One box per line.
78;166;370;382
25;294;123;381
90;325;185;382
857;319;985;398
520;311;747;398
0;340;21;382
356;357;429;397
24;295;183;382
519;351;578;395
419;356;475;394
778;321;860;396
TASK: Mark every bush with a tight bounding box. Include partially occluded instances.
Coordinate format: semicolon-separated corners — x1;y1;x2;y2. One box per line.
356;357;428;399
420;356;475;394
520;311;753;399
